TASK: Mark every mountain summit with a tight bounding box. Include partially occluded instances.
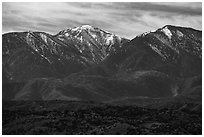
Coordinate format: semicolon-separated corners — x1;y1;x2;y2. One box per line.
3;25;129;82
56;25;129;62
105;25;201;77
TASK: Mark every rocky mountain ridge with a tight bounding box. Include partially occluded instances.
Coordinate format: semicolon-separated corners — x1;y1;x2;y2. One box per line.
2;25;202;102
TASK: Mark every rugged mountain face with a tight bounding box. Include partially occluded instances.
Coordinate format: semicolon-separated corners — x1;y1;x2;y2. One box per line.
2;25;128;100
2;25;202;102
44;25;201;102
105;25;202;78
3;25;128;82
56;25;127;61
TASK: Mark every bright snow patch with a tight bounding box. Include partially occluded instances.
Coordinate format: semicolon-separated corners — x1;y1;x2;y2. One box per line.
40;33;48;43
150;29;156;33
65;32;69;37
81;25;93;30
90;33;97;39
176;30;183;37
72;27;80;31
71;25;94;33
80;36;83;42
106;35;114;46
161;26;172;39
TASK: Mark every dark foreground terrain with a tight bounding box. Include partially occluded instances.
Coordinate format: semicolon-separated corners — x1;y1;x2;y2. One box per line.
2;99;201;135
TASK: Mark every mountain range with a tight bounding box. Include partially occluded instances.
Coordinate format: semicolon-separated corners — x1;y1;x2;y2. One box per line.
2;25;202;105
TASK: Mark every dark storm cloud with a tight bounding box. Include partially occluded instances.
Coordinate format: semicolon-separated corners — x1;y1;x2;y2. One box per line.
2;2;202;39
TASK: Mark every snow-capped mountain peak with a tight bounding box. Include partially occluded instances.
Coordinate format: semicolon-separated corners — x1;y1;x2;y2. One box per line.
56;25;128;55
80;24;94;30
70;25;94;32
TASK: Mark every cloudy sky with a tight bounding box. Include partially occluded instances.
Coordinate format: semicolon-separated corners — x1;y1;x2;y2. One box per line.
2;2;202;39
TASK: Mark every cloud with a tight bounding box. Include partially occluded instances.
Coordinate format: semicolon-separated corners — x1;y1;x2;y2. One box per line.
118;2;202;16
2;2;202;39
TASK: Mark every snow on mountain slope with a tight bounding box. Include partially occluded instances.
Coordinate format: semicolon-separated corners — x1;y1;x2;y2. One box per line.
2;25;129;83
105;25;202;78
2;25;129;100
161;26;173;39
135;25;201;61
56;25;128;62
